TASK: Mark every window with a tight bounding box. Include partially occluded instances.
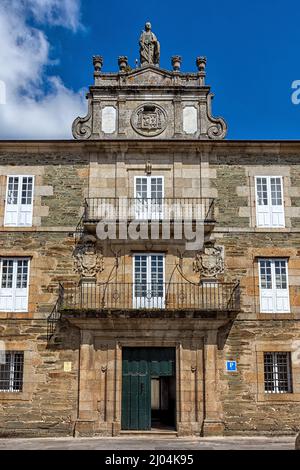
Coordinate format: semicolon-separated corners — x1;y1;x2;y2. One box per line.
133;254;165;308
259;259;290;313
134;176;164;219
0;258;30;312
264;352;292;393
255;176;285;228
0;351;24;392
4;176;34;226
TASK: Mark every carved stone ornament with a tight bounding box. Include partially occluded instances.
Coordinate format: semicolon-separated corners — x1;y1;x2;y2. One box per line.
74;241;104;278
72;105;92;140
131;103;167;137
193;246;224;278
206;94;227;140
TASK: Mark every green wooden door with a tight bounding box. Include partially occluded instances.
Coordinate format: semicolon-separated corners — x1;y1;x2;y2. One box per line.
121;348;175;431
122;348;151;430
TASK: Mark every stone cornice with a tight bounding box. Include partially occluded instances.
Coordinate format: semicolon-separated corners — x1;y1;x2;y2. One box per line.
1;140;300;155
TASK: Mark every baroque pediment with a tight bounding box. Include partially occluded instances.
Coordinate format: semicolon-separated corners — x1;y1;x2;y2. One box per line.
72;24;227;141
124;66;174;86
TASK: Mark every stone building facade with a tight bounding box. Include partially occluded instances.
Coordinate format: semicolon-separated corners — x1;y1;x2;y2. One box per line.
0;28;300;437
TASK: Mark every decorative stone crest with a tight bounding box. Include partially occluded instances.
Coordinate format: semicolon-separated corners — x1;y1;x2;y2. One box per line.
74;239;104;278
193;246;224;278
131;103;167;137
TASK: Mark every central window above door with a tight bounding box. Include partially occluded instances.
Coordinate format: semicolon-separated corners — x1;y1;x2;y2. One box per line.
133;254;165;309
134;176;164;220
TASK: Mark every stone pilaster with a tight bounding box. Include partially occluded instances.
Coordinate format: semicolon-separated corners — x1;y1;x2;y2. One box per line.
74;330;97;436
202;330;224;436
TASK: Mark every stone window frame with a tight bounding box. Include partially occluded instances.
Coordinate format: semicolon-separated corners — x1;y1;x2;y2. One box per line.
0;171;53;228
257;257;290;314
4;175;35;228
246;168;292;230
0;257;31;313
252;255;297;320
255;342;300;402
0;345;33;401
254;175;285;229
127;167;171;200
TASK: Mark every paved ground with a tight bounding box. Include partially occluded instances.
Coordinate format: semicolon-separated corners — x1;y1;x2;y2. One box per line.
0;436;296;450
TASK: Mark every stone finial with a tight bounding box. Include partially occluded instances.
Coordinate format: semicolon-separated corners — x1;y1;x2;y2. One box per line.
196;56;207;72
93;55;103;72
118;56;128;72
171;55;182;71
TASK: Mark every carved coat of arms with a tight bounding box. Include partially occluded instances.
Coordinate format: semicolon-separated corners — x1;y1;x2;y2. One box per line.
193;246;224;278
74;242;104;278
131;103;167;137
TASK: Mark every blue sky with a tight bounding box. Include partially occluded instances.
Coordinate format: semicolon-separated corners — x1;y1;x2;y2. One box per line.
0;0;300;139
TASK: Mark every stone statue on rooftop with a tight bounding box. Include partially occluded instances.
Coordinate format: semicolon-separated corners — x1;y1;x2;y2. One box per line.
139;22;160;66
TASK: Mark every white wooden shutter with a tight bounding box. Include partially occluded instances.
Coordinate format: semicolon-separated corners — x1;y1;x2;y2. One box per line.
18;177;34;226
270;177;285;227
134;177;148;219
0;259;14;311
259;259;274;312
150;176;164;219
4;176;34;227
259;259;290;313
14;259;29;312
256;177;271;227
4;177;19;226
273;260;290;313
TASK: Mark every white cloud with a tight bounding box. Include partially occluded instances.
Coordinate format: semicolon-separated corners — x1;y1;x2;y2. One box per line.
0;0;87;139
25;0;83;32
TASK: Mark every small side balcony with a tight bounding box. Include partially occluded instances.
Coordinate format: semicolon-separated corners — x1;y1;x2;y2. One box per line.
82;197;216;233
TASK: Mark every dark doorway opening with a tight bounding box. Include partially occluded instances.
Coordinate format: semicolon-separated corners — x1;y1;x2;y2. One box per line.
151;376;176;429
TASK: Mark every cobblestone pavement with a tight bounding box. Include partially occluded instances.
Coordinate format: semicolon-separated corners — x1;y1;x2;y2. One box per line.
0;436;296;450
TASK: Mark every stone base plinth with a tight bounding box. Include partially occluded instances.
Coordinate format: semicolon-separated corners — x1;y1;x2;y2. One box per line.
202;419;224;436
74;420;97;437
112;421;121;436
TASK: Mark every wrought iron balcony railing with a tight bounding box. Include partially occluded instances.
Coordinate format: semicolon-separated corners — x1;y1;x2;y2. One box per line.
83;198;215;223
58;281;240;312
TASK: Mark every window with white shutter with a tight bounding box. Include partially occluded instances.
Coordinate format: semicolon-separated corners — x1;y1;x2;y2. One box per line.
259;259;290;313
134;176;164;220
4;176;34;227
255;176;285;228
133;254;165;308
0;258;30;312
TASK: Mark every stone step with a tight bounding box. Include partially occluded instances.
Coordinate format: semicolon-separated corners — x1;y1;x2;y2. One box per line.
120;430;178;438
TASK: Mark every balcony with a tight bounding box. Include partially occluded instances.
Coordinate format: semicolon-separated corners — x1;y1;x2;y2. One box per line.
60;281;239;312
82;197;215;232
47;281;240;339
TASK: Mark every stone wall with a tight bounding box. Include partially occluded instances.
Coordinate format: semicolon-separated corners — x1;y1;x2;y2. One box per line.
0;319;79;437
220;320;300;435
0;141;300;436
